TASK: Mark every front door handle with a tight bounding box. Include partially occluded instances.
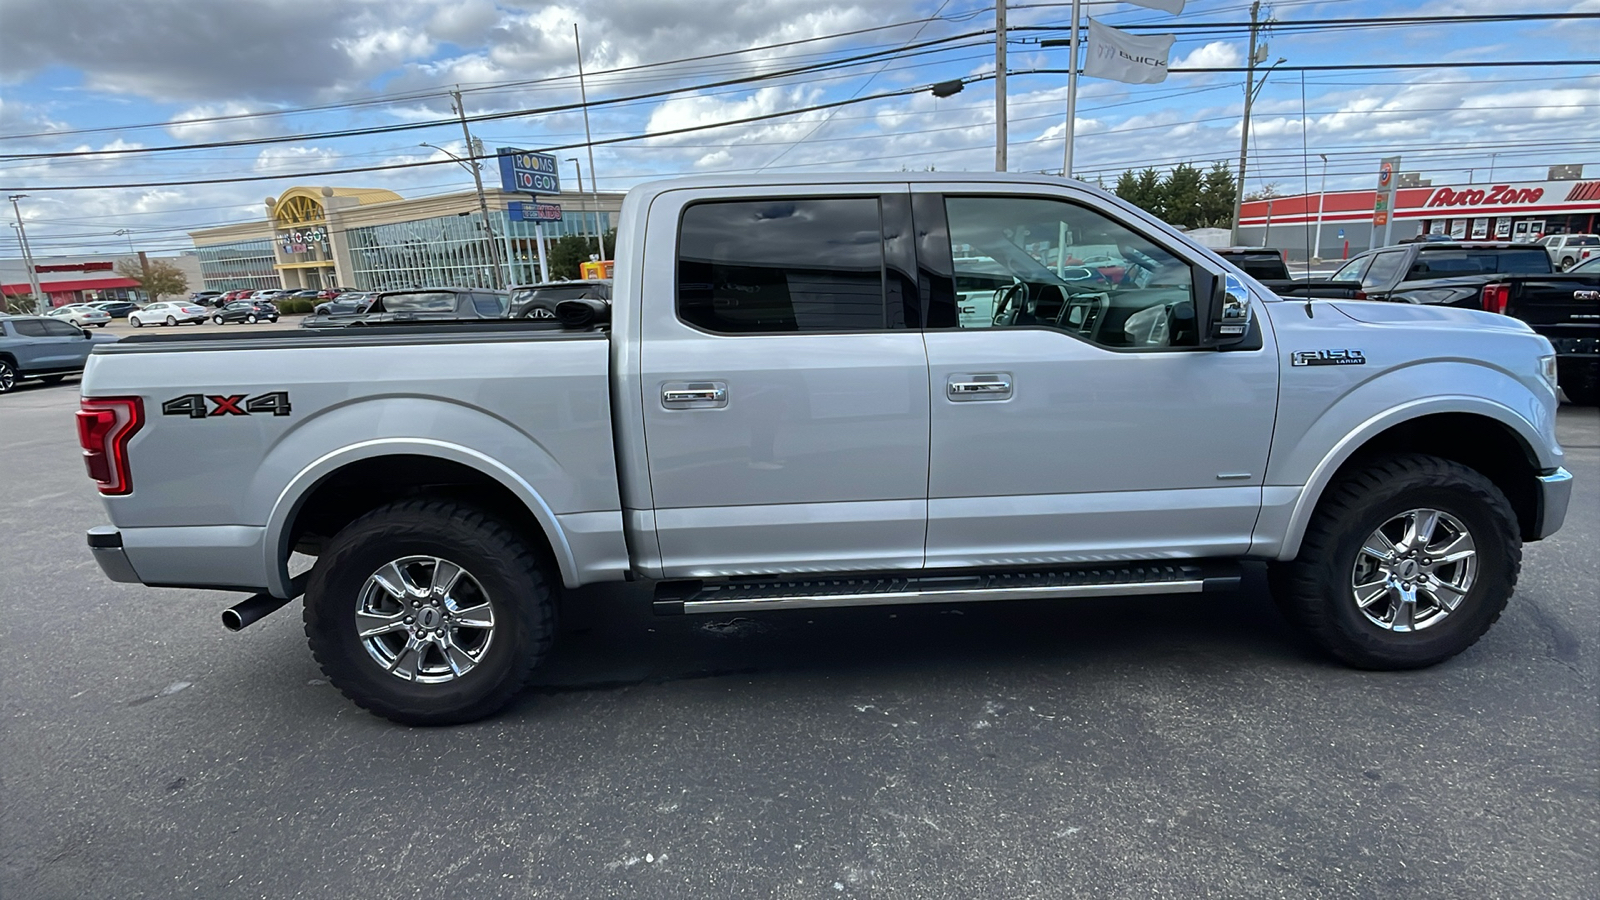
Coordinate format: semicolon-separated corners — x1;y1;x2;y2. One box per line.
661;381;729;409
947;374;1013;401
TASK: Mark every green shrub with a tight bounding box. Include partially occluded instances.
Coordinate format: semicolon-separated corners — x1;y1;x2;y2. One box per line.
276;298;315;314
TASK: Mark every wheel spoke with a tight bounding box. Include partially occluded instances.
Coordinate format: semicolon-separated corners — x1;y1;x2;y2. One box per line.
1424;577;1468;612
1360;530;1398;563
429;559;464;600
1390;583;1417;631
389;637;424;679
440;633;476;676
370;561;411;600
1403;509;1441;552
1353;578;1391;610
356;608;408;638
1429;532;1476;566
449;601;494;630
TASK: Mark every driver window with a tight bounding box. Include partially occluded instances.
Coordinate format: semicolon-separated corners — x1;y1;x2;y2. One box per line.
943;196;1198;348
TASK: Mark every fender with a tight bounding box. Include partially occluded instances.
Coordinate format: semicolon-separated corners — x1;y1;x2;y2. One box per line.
1268;393;1550;560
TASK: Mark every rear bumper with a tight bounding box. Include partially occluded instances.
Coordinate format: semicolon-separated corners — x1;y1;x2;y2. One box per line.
86;524;271;592
1531;468;1574;541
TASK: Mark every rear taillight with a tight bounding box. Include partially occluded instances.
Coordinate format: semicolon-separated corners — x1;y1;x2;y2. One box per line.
76;397;144;495
1353;290;1366;300
1481;283;1510;315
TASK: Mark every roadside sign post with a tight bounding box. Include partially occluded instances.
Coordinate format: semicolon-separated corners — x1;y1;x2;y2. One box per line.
498;149;562;285
1374;156;1400;248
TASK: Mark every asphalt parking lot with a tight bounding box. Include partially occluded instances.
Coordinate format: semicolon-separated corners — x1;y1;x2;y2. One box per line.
1;382;1595;899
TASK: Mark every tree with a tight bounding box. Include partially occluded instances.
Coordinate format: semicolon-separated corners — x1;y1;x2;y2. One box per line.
1198;162;1237;228
1113;167;1165;218
1159;163;1204;229
545;230;617;281
115;256;188;302
1243;182;1282;202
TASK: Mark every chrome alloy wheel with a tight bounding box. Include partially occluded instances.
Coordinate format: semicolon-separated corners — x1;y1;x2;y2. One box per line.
355;556;496;683
1351;508;1478;633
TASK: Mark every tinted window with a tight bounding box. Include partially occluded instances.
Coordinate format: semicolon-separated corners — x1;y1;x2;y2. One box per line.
1361;251;1408;289
942;195;1198;349
1227;254;1288;280
1332;255;1370;283
41;319;83;337
1571;236;1600;246
677;198;886;333
1415;248;1551;276
12;319;48;337
380;292;457;312
472;292;508;316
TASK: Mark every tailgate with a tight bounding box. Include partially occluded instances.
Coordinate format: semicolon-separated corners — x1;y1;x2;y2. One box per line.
1509;275;1600;357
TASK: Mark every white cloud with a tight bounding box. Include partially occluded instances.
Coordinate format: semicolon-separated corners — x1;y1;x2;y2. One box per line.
1173;41;1242;71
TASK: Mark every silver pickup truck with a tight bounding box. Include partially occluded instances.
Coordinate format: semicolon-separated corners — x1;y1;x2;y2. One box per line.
78;174;1573;724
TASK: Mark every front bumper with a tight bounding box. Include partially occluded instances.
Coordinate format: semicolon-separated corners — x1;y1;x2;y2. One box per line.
1531;468;1574;541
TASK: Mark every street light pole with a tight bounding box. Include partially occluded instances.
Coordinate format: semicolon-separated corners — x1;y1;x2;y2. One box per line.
573;25;607;260
440;90;505;289
566;156;601;260
9;194;43;311
1312;153;1328;261
995;0;1007;172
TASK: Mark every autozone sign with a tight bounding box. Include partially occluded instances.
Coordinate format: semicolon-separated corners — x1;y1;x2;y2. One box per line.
1426;185;1545;208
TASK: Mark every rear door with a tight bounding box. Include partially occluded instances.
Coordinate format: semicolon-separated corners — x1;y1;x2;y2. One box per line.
37;318;88;370
7;318;58;371
637;185;930;577
914;186;1279;567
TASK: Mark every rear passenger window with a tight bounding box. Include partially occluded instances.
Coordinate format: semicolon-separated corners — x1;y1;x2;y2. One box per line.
677;198;886;333
12;319;48;337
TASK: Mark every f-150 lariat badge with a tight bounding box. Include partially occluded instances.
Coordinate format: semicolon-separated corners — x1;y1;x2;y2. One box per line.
1291;349;1366;367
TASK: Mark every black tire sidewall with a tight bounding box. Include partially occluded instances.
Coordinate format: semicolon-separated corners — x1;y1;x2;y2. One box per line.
305;505;551;725
1300;463;1517;668
0;360;14;393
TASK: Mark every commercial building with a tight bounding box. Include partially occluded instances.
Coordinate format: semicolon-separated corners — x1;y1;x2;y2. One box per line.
1237;167;1599;259
188;185;624;292
1;255;144;308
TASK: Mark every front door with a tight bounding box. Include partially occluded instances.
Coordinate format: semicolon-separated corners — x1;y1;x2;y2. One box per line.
638;189;931;578
915;188;1280;568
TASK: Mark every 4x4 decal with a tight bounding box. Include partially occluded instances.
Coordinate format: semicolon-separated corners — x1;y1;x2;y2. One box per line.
162;391;292;418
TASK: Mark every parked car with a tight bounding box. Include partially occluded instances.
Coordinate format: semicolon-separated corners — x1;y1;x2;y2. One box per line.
303;287;508;329
1327;241;1553;304
1535;234;1600;271
128;301;208;327
45;304;112;328
78;172;1571;725
189;291;226;308
0;314;118;393
211;299;281;325
311;292;375;317
510;280;612;319
1210;249;1361;299
88;300;140;319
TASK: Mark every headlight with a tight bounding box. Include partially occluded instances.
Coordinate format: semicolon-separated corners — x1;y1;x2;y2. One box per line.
1539;354;1558;390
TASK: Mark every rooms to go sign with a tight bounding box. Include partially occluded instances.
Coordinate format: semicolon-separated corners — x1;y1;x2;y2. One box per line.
497;148;561;194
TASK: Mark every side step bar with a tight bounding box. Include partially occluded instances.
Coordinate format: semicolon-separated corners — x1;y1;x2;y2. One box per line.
653;562;1241;616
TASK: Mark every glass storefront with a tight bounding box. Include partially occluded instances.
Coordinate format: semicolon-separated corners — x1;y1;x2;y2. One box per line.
347;211;508;291
195;238;280;291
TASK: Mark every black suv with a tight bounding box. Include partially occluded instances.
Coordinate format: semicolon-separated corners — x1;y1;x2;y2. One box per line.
211;299;280;325
510;280;612;319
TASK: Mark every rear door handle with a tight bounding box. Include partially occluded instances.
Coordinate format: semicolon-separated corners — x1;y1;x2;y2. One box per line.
947;374;1012;401
661;381;729;409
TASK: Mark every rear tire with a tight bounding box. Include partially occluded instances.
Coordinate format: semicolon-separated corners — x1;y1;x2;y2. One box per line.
304;499;556;725
1558;256;1574;271
213;316;225;325
1273;453;1519;669
246;314;258;324
165;315;177;326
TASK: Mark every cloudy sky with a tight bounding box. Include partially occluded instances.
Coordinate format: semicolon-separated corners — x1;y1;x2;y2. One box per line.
1;0;1596;258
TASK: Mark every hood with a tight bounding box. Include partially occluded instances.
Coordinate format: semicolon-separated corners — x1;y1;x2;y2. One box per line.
1328;300;1533;334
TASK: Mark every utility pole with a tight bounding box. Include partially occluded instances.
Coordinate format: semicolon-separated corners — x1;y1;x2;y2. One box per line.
449;87;505;289
1062;0;1082;179
995;1;1007;172
566;157;600;262
8;194;43;311
1230;1;1262;246
574;25;607;260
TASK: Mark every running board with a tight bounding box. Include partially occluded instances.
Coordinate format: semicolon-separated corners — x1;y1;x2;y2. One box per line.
652;563;1240;616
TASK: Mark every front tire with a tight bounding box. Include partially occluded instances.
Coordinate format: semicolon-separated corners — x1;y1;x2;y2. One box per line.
304;499;556;725
1273;453;1520;669
0;359;15;393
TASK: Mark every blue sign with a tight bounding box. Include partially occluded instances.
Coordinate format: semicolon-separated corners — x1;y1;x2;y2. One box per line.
497;148;561;194
1337;228;1346;239
510;201;563;222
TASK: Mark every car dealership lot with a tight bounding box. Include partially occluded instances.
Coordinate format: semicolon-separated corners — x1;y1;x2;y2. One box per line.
1;383;1594;898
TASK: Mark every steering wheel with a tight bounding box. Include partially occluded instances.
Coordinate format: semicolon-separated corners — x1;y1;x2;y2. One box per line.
992;282;1029;327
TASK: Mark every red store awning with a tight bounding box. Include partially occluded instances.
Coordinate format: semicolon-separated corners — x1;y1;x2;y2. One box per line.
1;277;141;296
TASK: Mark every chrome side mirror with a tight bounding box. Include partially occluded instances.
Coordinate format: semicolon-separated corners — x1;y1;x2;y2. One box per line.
1209;272;1253;345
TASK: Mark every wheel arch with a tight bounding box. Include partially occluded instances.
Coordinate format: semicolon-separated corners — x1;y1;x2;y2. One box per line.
1276;400;1548;559
264;440;578;598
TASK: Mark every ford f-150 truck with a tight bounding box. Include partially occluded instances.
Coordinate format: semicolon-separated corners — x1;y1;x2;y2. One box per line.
77;174;1573;725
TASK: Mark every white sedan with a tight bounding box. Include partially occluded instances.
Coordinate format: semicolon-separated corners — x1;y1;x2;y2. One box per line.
129;301;209;327
45;304;112;328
